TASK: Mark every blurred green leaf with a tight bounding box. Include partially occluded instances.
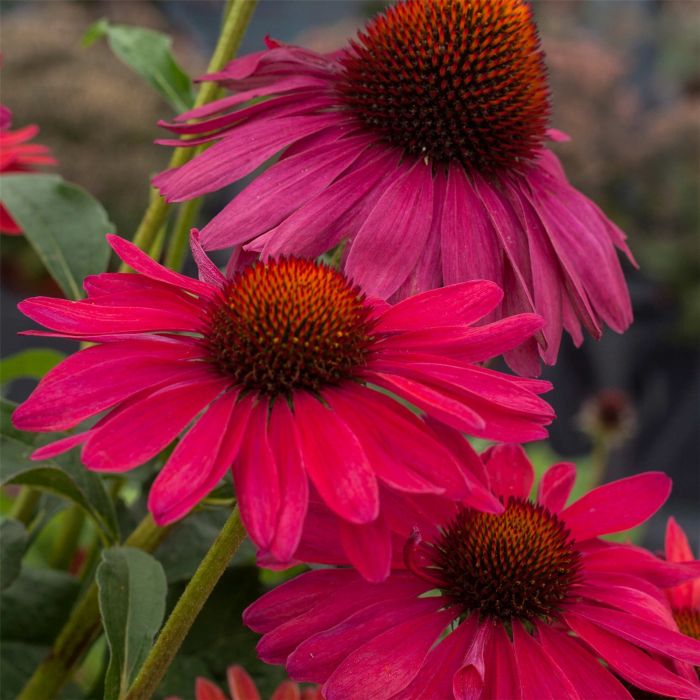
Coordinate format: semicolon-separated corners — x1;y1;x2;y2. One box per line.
1;400;119;544
84;20;194;113
0;519;28;591
0;349;64;388
97;547;167;700
1;174;113;300
0;567;81;700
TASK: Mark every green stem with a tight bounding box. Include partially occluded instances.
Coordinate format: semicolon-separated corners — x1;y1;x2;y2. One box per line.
588;434;611;489
125;507;246;700
163;198;202;271
9;487;41;526
120;0;259;270
49;505;85;570
17;515;172;700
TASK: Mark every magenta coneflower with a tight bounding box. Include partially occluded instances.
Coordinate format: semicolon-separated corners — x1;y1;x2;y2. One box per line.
153;0;634;375
12;232;552;571
245;445;700;699
0;105;56;235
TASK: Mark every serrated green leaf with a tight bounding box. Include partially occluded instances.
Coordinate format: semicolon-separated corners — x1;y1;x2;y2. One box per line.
0;348;64;388
97;547;167;700
1;174;113;300
0;519;28;591
1;400;119;543
84;20;194;112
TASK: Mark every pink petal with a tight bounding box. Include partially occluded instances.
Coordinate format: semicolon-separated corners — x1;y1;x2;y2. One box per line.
665;517;699;609
453;619;492;700
82;376;227;472
106;234;215;299
481;444;535;501
200;134;370;248
441;165;503;291
566;612;700;699
512;621;581;700
147;390;248;525
573;603;700;665
375;281;503;334
537;624;633;699
345;159;434;298
483;624;521;700
270;682;301;700
323;608;454;700
195;678;228;700
537;462;576;513
233;398;280;550
243;569;356;634
154;114;343;201
293;392;378;525
562;472;671;541
265;401;309;562
325;384;470;499
338;514;392;583
190;229;225;286
31;432;91;460
227;666;262;700
288;596;441;684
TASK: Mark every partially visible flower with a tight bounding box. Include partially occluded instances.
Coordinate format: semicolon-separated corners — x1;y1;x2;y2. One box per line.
578;387;636;447
167;664;321;700
665;518;700;641
13;232;553;579
154;0;634;376
0;105;55;235
246;445;700;700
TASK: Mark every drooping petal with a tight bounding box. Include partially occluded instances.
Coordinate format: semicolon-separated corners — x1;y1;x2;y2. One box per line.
537;462;576;512
483;624;522;700
338;514;392;583
481;444;535;501
665;517;699;609
293;392;378;525
562;472;671;541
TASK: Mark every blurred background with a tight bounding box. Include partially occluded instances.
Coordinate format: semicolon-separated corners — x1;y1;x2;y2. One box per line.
1;0;698;694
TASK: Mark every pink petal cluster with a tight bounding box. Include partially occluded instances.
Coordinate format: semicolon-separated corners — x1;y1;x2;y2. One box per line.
154;17;634;374
13;232;552;576
245;445;700;699
167;664;321;700
0;105;56;235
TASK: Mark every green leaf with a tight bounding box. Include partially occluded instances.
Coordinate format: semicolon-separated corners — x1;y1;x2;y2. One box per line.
0;519;28;591
97;547;167;700
1;174;113;300
84;20;194;112
1;400;119;543
0;349;64;388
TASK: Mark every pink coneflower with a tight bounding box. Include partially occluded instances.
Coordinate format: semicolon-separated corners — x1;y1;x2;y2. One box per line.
665;518;700;642
153;0;634;375
245;445;700;699
0;105;56;235
167;664;322;700
12;232;552;574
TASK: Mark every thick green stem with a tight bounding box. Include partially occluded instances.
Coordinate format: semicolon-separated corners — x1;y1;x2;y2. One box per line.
125;507;246;700
163;198;202;271
49;505;85;570
9;487;41;525
120;0;259;269
17;515;172;700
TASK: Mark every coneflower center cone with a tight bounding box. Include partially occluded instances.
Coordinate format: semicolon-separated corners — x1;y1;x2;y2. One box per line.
433;498;582;622
338;0;550;171
207;258;374;398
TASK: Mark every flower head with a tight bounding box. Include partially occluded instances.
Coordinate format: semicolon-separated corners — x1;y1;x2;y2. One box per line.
154;0;634;375
0;105;56;235
166;664;321;700
245;446;700;699
12;232;552;575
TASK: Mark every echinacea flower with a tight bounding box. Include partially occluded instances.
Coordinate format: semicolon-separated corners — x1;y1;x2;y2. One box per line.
0;105;56;235
245;445;700;700
664;518;700;643
12;232;553;574
153;0;634;375
167;664;321;700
